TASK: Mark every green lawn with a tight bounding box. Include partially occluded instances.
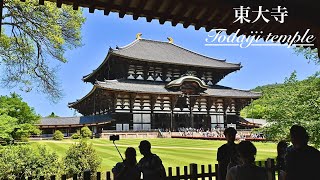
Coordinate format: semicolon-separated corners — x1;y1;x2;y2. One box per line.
30;138;277;173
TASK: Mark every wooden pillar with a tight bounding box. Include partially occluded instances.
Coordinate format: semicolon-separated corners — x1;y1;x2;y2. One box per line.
222;98;231;128
170;110;173;131
190;107;194;128
111;93;118;113
150;113;155;129
188;96;196;128
143;65;150;80
150;95;157;129
129;93;136;113
169;95;178;131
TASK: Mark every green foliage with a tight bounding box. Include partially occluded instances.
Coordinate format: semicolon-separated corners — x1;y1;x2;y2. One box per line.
0;93;40;124
80;126;92;138
293;47;319;65
64;141;101;178
0;93;40;142
240;104;267;119
0;115;17;142
71;131;80;139
1;0;85;101
53;130;64;140
241;71;320;146
0;145;62;179
47;112;59;118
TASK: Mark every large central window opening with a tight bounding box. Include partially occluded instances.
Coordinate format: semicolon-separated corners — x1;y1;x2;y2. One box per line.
211;114;224;129
133;114;151;131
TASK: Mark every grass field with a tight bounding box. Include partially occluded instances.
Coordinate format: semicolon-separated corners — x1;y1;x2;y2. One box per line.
30;138;277;173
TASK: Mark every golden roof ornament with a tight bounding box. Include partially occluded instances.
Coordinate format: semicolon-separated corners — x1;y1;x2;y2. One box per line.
136;33;142;40
167;37;174;44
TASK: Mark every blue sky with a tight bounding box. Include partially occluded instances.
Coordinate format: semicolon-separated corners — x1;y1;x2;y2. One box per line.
0;11;319;117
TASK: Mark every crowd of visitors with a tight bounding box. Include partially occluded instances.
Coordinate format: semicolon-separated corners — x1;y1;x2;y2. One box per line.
177;127;265;140
217;125;320;180
113;125;320;180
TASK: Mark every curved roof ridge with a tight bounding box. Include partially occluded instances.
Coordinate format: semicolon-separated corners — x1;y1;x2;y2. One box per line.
139;38;168;44
115;38;169;50
211;84;262;94
82;51;112;81
115;38;140;50
68;86;97;107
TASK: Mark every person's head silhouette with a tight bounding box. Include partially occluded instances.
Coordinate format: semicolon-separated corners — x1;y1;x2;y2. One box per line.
125;147;137;164
224;127;237;143
237;141;256;164
139;140;152;156
277;141;288;157
290;125;309;149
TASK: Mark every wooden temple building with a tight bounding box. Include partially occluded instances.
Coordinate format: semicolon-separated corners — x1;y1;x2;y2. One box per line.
66;35;261;132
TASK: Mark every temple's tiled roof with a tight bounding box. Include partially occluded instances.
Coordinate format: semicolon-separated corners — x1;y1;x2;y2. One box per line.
69;80;260;108
112;39;241;69
96;79;178;94
38;114;113;126
83;39;241;81
95;79;261;98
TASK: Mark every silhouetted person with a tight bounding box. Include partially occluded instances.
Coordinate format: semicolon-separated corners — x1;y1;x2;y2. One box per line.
276;141;287;180
226;141;266;180
112;147;140;180
138;140;166;180
284;125;320;180
217;127;240;180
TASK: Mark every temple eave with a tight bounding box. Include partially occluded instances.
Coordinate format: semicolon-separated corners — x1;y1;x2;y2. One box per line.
69;80;260;116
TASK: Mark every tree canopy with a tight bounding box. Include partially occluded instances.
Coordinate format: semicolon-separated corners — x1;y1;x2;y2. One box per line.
64;141;101;178
0;93;40;142
294;47;319;65
241;71;320;147
0;145;62;179
1;0;85;102
47;112;59;118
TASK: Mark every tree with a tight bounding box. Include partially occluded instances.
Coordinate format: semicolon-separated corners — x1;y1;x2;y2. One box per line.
0;145;62;179
240;104;267;119
53;130;64;140
47;112;59;118
80;126;92;138
0;114;17;142
241;71;320;147
1;0;85;102
71;131;80;139
0;93;40;142
64;141;101;178
293;47;319;65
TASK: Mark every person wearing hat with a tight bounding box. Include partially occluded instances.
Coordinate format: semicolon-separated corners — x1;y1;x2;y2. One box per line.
217;127;240;180
137;140;166;180
284;125;320;180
